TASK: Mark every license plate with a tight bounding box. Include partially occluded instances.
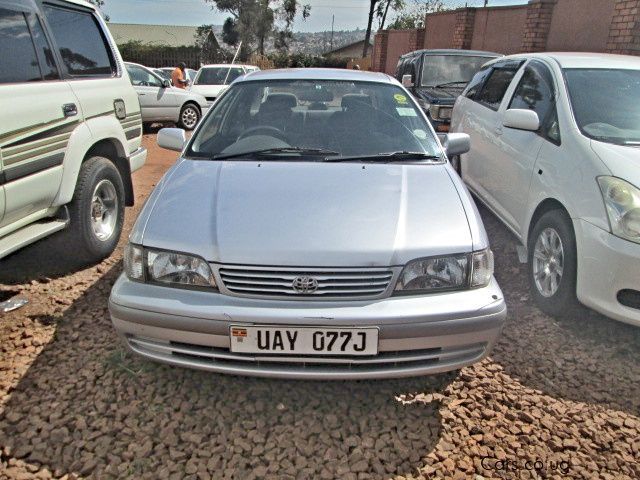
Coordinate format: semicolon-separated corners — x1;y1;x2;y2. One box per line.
229;326;378;356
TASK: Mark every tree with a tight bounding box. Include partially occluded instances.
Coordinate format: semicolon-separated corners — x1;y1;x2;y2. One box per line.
87;0;109;20
362;0;378;58
204;0;310;58
386;0;446;30
195;25;227;63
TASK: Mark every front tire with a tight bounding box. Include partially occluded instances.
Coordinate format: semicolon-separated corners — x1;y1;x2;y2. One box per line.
65;156;125;263
527;209;578;316
178;103;200;130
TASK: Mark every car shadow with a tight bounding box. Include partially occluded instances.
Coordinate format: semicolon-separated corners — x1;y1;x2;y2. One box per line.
0;262;452;479
478;203;640;416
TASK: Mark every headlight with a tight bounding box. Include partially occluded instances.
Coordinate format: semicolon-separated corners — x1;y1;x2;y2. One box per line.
429;105;452;120
395;254;469;293
598;176;640;244
124;244;217;289
416;98;431;112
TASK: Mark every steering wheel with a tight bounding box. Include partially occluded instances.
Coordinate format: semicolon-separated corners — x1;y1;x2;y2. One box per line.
238;126;288;142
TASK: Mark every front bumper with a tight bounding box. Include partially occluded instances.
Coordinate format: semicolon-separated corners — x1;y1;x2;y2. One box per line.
109;275;506;379
128;147;146;173
575;219;640;326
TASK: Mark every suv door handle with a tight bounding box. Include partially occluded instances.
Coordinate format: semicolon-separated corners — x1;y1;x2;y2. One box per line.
62;103;77;117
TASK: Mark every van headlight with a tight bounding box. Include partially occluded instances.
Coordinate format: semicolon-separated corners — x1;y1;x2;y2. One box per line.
124;244;217;289
598;177;640;244
394;249;493;294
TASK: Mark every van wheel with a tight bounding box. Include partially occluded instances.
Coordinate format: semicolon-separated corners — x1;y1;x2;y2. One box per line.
527;209;578;316
178;103;200;130
66;156;125;263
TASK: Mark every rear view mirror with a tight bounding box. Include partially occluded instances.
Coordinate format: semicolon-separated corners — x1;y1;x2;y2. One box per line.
157;128;186;152
162;79;172;88
402;74;414;88
444;133;470;157
503;109;539;131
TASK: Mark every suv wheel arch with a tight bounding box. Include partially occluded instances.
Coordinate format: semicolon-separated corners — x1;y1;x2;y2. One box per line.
84;139;134;207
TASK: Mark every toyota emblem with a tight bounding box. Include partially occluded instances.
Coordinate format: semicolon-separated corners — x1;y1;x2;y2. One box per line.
292;276;319;294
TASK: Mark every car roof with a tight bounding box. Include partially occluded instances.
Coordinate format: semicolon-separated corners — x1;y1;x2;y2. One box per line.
491;52;640;69
235;68;396;84
400;49;501;59
200;64;255;69
58;0;98;9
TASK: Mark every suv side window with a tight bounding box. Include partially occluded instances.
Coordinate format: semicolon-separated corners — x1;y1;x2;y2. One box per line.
0;8;43;83
509;61;561;144
28;13;59;80
476;62;522;111
43;5;115;77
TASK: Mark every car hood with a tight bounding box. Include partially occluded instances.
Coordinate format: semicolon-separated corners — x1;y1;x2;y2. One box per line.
590;140;640;187
189;84;228;98
139;160;474;267
415;87;463;104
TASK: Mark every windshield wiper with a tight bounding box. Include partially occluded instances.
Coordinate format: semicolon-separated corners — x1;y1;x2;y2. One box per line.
213;147;340;160
323;151;442;163
434;81;468;88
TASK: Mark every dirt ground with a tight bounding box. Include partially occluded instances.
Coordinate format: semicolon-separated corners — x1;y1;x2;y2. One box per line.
0;134;639;480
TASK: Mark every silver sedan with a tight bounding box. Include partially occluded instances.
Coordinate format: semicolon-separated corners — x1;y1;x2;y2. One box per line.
109;68;506;379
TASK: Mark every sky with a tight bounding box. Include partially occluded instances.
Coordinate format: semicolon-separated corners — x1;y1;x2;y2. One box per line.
103;0;526;33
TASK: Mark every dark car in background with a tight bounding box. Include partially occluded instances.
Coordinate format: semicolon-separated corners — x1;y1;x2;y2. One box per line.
396;49;501;132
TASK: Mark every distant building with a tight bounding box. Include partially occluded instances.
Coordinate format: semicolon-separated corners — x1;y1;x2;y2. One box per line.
323;39;373;59
107;23;200;47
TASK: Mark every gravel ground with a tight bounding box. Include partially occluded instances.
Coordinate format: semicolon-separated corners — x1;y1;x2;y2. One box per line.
1;134;639;479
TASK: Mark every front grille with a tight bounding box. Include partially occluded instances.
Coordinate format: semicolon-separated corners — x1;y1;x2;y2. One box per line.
216;266;395;299
127;335;487;375
205;96;216;102
617;289;640;310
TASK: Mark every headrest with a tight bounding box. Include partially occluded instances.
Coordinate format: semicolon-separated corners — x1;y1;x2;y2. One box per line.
263;93;298;110
341;94;372;110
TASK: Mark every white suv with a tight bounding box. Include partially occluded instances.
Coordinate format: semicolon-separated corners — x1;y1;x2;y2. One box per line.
451;52;640;326
0;0;145;262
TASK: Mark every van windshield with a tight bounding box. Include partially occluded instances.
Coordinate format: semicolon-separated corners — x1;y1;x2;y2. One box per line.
195;67;244;85
188;79;441;161
421;55;493;88
565;68;640;145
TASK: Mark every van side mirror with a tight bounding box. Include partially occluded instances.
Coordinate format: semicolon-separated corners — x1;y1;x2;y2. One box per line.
401;74;414;88
162;79;172;88
157;128;186;152
503;109;539;131
444;133;471;157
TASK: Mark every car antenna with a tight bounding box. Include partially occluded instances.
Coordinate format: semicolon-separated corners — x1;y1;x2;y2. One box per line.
223;41;242;86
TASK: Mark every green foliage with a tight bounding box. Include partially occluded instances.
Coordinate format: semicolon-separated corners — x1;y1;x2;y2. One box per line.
266;52;348;68
386;0;448;30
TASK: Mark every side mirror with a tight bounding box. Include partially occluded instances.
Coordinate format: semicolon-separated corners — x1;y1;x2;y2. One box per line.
444;133;471;157
157;127;186;152
162;79;171;88
503;108;539;131
401;74;414;88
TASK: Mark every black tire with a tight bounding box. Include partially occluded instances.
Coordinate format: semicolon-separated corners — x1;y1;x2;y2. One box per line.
527;209;578;317
65;156;125;263
178;103;201;130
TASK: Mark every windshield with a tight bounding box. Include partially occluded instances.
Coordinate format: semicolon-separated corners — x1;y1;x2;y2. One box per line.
195;67;245;85
187;79;441;161
565;68;640;145
421;55;493;88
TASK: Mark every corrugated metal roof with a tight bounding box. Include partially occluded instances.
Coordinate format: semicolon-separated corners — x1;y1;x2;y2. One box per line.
107;23;199;47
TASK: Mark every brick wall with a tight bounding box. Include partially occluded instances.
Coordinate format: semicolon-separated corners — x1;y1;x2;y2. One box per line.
607;0;640;54
372;0;640;73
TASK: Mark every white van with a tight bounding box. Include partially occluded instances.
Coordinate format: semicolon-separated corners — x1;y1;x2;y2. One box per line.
0;0;145;262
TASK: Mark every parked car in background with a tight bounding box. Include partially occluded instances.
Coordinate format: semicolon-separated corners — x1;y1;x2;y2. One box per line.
396;49;501;132
190;64;259;106
0;0;145;262
157;66;197;84
109;68;506;379
450;52;640;327
125;62;208;130
153;68;171;82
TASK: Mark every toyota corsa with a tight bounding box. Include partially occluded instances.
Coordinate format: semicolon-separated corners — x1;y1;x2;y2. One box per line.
109;69;506;379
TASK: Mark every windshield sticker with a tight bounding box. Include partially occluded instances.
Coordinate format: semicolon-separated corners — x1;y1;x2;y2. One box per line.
396;107;417;117
394;93;408;104
413;129;427;139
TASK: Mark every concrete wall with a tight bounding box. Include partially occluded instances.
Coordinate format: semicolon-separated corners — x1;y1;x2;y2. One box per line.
546;0;617;51
424;12;456;49
470;6;529;54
